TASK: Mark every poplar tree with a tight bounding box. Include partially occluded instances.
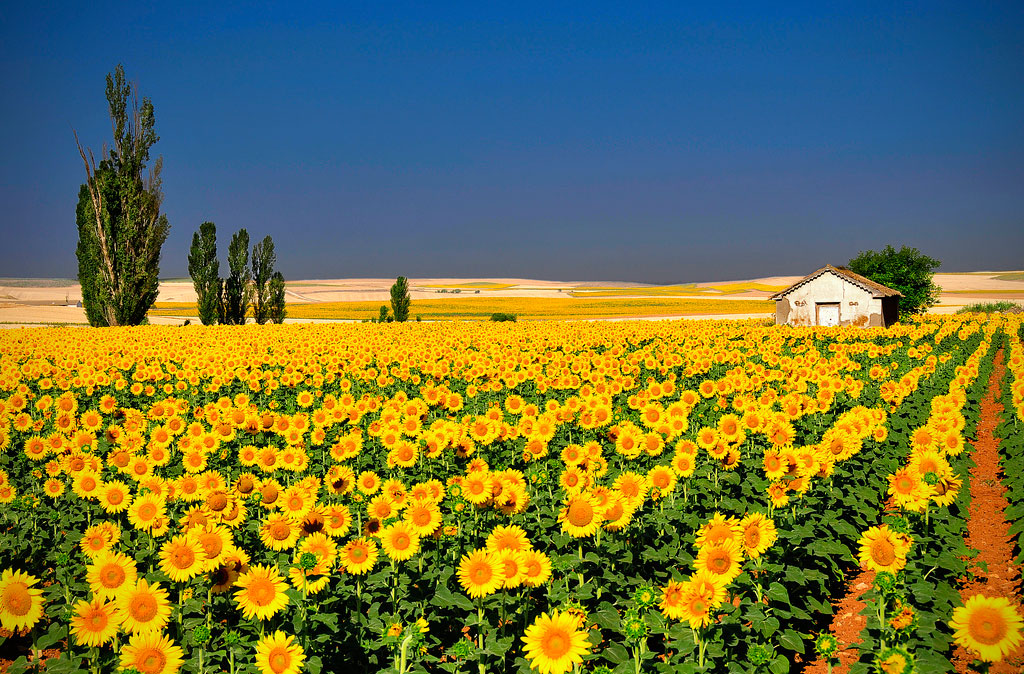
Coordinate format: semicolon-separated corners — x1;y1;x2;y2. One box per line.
223;229;251;324
268;272;287;324
390;276;411;322
74;64;169;326
187;222;220;325
251;235;277;324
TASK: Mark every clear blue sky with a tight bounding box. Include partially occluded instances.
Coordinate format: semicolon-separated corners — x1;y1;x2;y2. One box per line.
2;1;1022;283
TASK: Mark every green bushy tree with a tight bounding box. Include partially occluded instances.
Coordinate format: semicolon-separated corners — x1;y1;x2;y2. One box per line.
223;229;250;324
848;245;940;319
390;276;411;322
268;272;286;324
188;222;220;325
251;236;277;324
74;64;169;326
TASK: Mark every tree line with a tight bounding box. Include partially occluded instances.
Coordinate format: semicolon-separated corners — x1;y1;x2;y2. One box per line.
73;65;286;327
188;223;285;325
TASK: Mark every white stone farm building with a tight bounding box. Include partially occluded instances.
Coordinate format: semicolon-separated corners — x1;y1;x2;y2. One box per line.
770;265;901;327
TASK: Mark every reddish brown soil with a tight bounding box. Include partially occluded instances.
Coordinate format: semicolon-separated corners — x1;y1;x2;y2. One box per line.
952;348;1024;673
803;569;876;674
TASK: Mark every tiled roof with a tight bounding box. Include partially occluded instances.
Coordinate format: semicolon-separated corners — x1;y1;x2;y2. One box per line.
769;265;903;300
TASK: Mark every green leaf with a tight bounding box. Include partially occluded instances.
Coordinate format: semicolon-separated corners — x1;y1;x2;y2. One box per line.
779;629;804;654
604;643;629;664
769;654;790;674
767;582;791;606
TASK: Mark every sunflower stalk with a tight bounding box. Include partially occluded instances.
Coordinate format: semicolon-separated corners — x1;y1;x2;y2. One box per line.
477;599;487;674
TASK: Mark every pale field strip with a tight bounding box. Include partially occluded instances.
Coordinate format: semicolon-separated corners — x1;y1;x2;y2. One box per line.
1;271;1021;327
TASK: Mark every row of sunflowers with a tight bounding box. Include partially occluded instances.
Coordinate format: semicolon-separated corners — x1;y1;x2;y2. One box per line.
0;317;1020;674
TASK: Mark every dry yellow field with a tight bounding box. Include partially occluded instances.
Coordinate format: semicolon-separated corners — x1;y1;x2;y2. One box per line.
149;296;773;321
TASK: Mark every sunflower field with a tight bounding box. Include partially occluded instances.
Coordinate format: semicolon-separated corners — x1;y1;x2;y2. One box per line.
0;316;1021;674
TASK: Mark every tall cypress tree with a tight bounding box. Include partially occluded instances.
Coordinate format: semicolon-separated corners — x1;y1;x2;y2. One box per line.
75;181;110;327
188;222;220;325
223;229;251;324
268;272;287;324
251;235;276;324
74;64;169;326
390;276;411;322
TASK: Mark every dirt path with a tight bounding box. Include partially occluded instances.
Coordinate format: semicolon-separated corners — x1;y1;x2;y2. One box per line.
952;347;1024;673
802;569;876;674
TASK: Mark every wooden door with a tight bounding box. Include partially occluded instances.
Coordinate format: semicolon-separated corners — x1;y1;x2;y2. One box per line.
817;303;840;326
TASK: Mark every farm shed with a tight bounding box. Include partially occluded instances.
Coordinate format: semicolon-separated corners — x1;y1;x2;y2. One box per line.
770;265;901;327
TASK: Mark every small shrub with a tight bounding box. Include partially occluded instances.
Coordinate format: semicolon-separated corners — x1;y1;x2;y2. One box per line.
956;301;1020;314
491;312;517;322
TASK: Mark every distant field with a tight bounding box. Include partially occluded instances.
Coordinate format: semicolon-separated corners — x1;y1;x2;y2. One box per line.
943;290;1024;296
150;297;772;320
0;278;76;287
420;282;517;289
569;282;787;297
993;272;1024;282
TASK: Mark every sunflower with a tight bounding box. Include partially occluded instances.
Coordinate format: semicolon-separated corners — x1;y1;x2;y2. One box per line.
70;597;121;647
695;513;741;548
255;630;306;674
521;610;590;674
234;564;290;620
357;470;381;494
457;549;502;598
259;514;301;551
558;492;602;538
521;550;553;588
367;494;398;521
462;471;493;505
671;452;696;478
647;466;677;497
297;532;337;574
99;480;132;513
857;525;911;574
887;468;931;513
762;451;788;480
676;581;717;629
44;478;65;498
950;594;1024;662
380;521;421;562
116;579;172;634
874;646;914;674
403;501;442;536
659;579;687;620
340;538;378;575
485;525;531;553
0;569;45;632
738;513;777;559
495;549;527;589
72;470;103;500
694;539;745;585
119;630;185;674
87;550;138;599
193;524;233;567
128;493;167;533
612;471;648;508
158;533;208;583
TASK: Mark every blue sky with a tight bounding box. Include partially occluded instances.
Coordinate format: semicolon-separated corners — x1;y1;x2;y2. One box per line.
1;1;1022;283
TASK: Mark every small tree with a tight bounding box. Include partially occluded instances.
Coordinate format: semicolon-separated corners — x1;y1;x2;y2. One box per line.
268;272;286;324
848;245;940;319
223;229;251;324
390;276;411;322
251;235;277;324
74;64;169;326
378;305;391;323
188;222;220;325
